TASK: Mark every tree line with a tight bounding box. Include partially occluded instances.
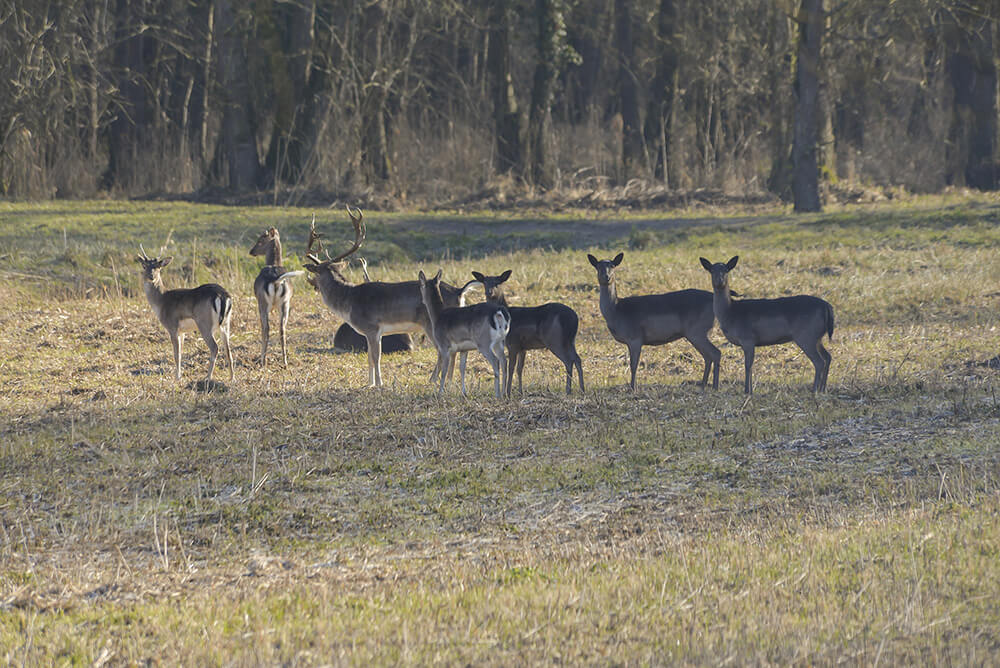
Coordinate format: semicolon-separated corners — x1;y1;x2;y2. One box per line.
1;1;997;211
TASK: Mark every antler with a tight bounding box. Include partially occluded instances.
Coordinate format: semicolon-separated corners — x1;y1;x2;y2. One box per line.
138;244;150;260
158;229;174;259
358;256;371;282
328;206;366;263
307;214;324;256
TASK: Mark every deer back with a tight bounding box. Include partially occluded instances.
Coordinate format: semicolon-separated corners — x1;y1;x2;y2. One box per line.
608;289;714;345
156;284;232;331
723;295;833;347
312;269;430;335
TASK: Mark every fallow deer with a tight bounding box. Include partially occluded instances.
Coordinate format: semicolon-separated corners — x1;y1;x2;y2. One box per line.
249;227;303;369
305;208;444;387
419;270;510;398
471;270;584;396
136;246;234;382
700;256;833;394
331;257;481;356
588;252;720;390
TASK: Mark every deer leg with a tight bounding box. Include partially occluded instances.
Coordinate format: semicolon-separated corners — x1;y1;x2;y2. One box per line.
559;351;574;395
817;343;832;392
198;321;220;382
222;317;234;382
279;298;290;368
628;343;642;390
567;343;584;394
495;342;508;399
742;345;755;394
365;333;382;387
437;348;449;396
688;335;722;390
447;352;457;383
458;352;469;396
171;331;183;380
502;347;515;398
798;338;828;393
515;351;526;395
258;299;270;369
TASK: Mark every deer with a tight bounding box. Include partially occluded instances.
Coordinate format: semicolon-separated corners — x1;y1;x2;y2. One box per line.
334;258;415;354
305;216;478;375
304;208;452;387
136;245;234;382
249;227;304;369
588;252;720;390
700;256;833;394
418;269;510;398
470;269;584;396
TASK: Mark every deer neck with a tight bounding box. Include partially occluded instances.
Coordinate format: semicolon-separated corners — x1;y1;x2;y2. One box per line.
598;279;619;321
142;275;169;319
487;291;509;308
712;281;734;323
314;268;356;320
265;238;282;266
424;285;445;325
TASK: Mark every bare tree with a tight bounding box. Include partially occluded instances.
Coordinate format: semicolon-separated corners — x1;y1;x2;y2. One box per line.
214;0;262;190
487;0;524;176
792;0;824;212
614;0;643;182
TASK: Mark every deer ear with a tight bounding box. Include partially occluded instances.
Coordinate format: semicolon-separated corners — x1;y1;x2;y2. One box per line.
160;256;173;268
612;252;624;266
434;269;443;281
305;264;319;273
700;257;713;272
587;254;599;268
472;271;485;282
498;269;512;283
726;256;739;271
418;270;427;282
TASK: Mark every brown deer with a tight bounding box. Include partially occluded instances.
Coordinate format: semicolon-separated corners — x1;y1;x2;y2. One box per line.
333;258;415;354
700;256;833;394
419;270;510;398
470;269;583;396
588;252;720;390
333;257;479;356
136;246;234;382
249;227;303;369
305;209;454;387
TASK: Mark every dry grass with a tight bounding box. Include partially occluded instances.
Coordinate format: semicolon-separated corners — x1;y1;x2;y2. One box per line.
1;195;999;664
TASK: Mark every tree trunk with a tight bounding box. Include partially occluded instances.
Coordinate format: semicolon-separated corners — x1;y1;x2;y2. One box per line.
264;0;317;182
643;0;678;186
359;0;391;186
528;0;562;189
103;0;151;190
614;0;643;183
191;0;214;171
214;0;261;191
85;0;101;160
792;0;823;213
487;0;523;176
944;6;997;190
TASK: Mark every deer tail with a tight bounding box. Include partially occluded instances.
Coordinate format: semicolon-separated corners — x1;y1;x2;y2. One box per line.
217;294;233;327
826;301;835;341
493;307;511;334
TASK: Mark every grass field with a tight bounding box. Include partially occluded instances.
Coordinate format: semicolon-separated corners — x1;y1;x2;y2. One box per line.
1;195;999;664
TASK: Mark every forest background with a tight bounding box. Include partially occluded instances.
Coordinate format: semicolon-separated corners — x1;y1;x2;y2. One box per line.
2;0;998;212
